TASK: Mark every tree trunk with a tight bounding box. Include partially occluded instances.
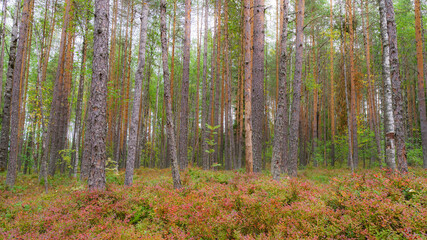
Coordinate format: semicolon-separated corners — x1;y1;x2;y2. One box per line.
201;0;209;170
85;0;109;191
329;0;335;166
71;16;89;178
379;0;397;170
0;0;8;106
414;0;427;169
361;0;381;163
47;0;74;176
6;0;33;187
244;0;253;173
125;1;148;186
160;0;181;189
311;33;318;167
0;5;18;172
193;1;201;166
347;0;359;168
271;0;289;181
213;0;221;166
288;0;305;177
107;0;119;151
149;73;160;167
178;0;191;170
252;0;265;173
385;0;408;172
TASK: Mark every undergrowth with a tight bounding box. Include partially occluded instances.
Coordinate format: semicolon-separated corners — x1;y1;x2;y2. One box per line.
0;168;426;239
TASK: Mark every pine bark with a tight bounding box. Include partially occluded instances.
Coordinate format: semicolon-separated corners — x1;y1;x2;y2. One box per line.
347;0;359;168
178;0;191;170
252;0;265;173
414;0;427;169
125;1;148;186
271;0;289;180
342;32;354;172
85;0;109;191
160;0;181;189
288;0;305;177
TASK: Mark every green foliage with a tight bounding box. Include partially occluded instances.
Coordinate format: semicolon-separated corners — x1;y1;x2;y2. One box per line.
406;139;424;167
204;124;220;155
59;148;75;170
130;201;153;225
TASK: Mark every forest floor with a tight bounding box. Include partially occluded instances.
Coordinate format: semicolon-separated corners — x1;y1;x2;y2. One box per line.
0;167;426;239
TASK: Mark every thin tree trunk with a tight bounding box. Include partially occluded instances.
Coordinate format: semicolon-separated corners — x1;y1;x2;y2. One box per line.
37;0;56;190
414;0;427;169
47;0;74;176
311;33;318;167
201;0;209;170
329;0;335;166
71;14;89;178
361;0;381;163
341;19;354;172
193;1;201;166
213;0;221;166
160;0;181;189
347;0;359;168
125;1;148;186
271;0;289;181
107;0;119;150
244;0;253;173
178;0;191;170
288;0;305;177
149;72;160;167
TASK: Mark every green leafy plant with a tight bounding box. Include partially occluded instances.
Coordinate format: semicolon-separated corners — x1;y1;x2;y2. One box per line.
204;124;220;155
